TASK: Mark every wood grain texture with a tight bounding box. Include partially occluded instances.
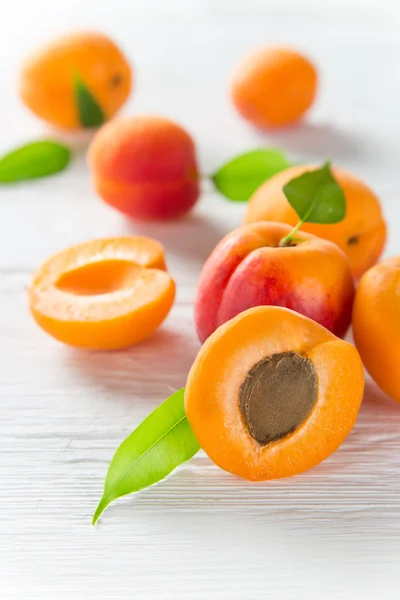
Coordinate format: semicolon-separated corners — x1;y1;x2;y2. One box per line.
1;1;400;598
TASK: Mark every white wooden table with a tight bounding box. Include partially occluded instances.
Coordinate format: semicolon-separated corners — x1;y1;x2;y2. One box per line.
1;1;400;597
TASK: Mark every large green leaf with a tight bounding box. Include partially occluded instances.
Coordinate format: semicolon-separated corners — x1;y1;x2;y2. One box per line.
0;140;71;183
283;162;346;224
211;148;291;201
93;388;199;524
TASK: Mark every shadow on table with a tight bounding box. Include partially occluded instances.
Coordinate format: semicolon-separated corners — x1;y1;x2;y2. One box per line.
121;211;234;268
65;324;199;400
361;378;400;413
262;121;366;162
101;377;400;509
94;376;400;559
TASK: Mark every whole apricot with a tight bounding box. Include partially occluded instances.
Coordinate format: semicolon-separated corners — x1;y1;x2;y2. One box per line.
186;306;364;481
353;257;400;403
88;116;199;220
244;165;386;279
194;221;354;342
19;32;132;129
231;47;317;128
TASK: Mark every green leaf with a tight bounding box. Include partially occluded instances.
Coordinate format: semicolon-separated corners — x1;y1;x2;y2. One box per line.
74;74;105;128
283;162;346;224
211;148;291;201
93;388;199;524
0;140;71;183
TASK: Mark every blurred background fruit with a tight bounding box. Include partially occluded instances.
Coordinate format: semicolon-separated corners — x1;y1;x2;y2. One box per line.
231;47;317;128
19;31;132;129
88;115;199;220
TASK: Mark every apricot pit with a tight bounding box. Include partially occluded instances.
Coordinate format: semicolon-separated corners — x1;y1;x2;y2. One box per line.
240;352;318;445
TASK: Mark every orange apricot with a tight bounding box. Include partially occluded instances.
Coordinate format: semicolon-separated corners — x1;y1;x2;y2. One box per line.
28;237;175;350
185;306;364;481
353;257;400;403
244;165;386;279
195;221;355;342
19;32;132;129
88;116;199;220
231;47;317;128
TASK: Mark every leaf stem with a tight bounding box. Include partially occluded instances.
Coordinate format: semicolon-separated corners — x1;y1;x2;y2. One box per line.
279;190;321;246
279;219;304;246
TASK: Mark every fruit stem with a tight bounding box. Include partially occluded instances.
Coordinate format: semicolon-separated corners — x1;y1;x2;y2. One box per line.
279;219;304;247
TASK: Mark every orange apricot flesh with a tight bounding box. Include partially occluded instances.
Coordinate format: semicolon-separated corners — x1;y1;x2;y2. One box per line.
28;237;175;350
185;306;364;481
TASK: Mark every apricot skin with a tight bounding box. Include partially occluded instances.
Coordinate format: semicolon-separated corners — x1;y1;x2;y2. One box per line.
244;165;386;279
353;257;400;403
231;47;317;128
194;222;355;343
19;32;132;129
88;116;199;221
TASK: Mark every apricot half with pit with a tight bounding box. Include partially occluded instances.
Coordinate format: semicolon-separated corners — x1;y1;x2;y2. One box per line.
185;306;364;481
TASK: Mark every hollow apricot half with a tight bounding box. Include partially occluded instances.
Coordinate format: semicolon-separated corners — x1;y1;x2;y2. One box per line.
185;306;364;481
28;237;175;350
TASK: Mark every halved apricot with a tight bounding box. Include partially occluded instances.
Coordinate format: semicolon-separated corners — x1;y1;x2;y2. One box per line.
28;236;175;350
185;306;364;480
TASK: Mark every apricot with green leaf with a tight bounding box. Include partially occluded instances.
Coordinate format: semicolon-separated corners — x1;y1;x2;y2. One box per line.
244;164;386;279
195;163;354;341
19;31;132;129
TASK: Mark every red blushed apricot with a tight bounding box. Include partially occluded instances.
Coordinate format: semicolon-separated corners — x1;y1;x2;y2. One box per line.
244;165;387;279
353;257;400;403
28;236;175;350
88;116;200;220
185;306;364;481
231;47;317;128
194;222;355;343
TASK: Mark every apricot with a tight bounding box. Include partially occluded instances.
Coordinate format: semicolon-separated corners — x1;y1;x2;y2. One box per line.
28;236;175;350
88;116;200;220
186;306;364;480
353;257;400;403
194;221;354;343
231;47;317;128
19;32;132;129
244;165;386;279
